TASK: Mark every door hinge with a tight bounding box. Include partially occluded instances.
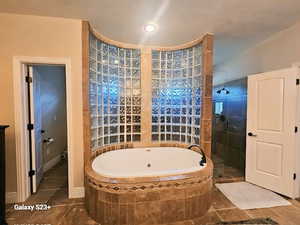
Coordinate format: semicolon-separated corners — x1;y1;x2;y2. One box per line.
27;123;34;130
25;76;32;83
297;79;300;85
293;173;296;180
28;170;35;177
295;126;298;133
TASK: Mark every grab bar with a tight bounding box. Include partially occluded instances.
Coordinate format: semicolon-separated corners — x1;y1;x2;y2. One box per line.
187;144;207;166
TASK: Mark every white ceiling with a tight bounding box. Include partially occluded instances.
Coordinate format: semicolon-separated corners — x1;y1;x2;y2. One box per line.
1;0;300;66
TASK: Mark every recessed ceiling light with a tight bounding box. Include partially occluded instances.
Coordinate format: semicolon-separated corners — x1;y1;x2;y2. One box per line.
144;23;157;33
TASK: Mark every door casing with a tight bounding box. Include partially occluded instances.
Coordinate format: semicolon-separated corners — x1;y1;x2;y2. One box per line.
12;56;78;202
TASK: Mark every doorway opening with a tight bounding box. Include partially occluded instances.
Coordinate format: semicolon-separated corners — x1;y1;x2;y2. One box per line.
25;64;68;197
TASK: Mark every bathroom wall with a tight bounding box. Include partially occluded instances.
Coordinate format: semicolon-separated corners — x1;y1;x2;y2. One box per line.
0;13;83;193
212;78;247;171
35;65;67;168
214;20;300;85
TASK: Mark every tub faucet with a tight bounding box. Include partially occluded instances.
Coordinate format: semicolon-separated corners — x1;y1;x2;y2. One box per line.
187;144;207;166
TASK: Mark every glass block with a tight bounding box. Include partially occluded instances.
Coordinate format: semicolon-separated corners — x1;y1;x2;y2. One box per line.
98;117;103;126
110;116;118;124
133;125;141;133
126;135;132;142
151;46;202;144
194;65;201;75
166;116;171;124
126;106;132;114
132;79;140;89
132;59;140;68
104;117;108;125
152;70;160;78
119;48;125;57
172;126;180;133
152;60;159;69
91;140;97;150
98;138;103;147
181;135;186;142
152;125;158;132
98;127;103;136
172;116;180;124
166;125;171;132
126;79;131;88
152;116;159;123
120;106;125;115
110;136;118;144
132;69;140;77
104;136;109;145
152;134;159;141
133;116;141;123
91;128;97;139
132;49;140;58
152;51;160;60
90;71;97;82
104;127;109;135
125;58;131;67
195;117;200;125
172;134;180;141
126;116;132;123
120;125;125;133
126;97;132;105
133;134;140;142
181;126;186;133
110;126;118;134
133;97;141;105
132;106;141;114
166;133;171;140
120;135;125;142
132;89;141;96
125;49;131;58
120;97;125;105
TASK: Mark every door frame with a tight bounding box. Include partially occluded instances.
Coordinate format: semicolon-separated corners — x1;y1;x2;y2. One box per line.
293;63;300;198
13;56;74;202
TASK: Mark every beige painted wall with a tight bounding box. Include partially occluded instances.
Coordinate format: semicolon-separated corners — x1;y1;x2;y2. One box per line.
0;13;84;192
36;65;67;165
214;20;300;85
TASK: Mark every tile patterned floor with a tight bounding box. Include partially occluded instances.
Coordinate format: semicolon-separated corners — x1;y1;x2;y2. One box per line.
5;160;300;225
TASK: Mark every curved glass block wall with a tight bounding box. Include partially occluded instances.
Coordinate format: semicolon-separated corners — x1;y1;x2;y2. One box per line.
89;34;141;150
151;45;202;144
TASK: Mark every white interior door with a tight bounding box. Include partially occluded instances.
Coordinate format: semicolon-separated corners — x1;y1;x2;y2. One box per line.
28;66;44;193
246;67;298;198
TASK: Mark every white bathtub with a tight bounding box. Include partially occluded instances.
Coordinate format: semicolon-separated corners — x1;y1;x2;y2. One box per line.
92;147;206;178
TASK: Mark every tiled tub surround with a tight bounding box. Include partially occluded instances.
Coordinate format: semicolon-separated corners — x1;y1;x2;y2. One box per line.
151;46;202;144
83;21;214;225
85;143;213;225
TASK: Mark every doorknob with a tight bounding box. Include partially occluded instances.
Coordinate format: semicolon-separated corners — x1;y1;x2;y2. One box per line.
248;132;257;137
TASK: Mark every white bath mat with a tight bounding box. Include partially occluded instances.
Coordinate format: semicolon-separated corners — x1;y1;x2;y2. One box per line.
215;182;291;210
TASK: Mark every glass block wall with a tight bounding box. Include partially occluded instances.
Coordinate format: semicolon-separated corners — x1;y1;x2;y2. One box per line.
151;45;202;144
89;34;142;150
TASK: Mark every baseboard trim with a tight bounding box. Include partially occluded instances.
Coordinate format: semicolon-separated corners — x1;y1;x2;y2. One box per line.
6;192;17;203
43;154;61;172
69;187;85;198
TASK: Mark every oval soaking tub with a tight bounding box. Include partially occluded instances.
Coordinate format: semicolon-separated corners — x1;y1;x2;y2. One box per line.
92;147;206;178
85;145;213;225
